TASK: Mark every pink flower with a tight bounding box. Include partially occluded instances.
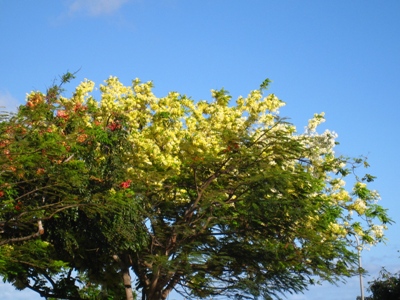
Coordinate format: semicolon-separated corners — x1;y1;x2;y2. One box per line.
107;121;121;131
56;110;69;119
120;180;132;189
74;103;87;112
15;201;22;211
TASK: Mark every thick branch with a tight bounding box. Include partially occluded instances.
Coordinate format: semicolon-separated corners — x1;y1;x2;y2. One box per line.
0;220;44;246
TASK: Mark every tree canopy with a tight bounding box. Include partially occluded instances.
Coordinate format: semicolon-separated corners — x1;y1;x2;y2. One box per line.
0;74;392;300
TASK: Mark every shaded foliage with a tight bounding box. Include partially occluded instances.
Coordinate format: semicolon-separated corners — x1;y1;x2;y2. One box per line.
367;268;400;300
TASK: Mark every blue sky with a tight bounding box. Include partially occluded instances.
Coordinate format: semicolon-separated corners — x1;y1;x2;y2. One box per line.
1;1;399;299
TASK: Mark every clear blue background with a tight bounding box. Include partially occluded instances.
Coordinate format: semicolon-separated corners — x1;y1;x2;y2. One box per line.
1;1;399;299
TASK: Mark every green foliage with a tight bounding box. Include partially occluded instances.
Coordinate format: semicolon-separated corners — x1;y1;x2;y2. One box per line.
259;78;272;92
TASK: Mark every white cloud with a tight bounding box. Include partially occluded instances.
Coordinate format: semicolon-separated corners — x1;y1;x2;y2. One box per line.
67;0;131;16
0;91;22;112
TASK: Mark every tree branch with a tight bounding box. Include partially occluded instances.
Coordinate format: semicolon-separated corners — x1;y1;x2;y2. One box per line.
0;220;44;246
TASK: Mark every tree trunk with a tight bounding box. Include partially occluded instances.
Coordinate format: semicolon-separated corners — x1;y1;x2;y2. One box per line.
143;279;175;300
113;254;134;300
145;290;161;300
144;289;167;300
122;266;134;300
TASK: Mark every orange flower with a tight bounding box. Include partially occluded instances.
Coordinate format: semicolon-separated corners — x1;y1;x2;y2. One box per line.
36;168;46;175
77;134;88;143
0;140;10;148
0;191;4;197
26;93;43;108
7;166;16;172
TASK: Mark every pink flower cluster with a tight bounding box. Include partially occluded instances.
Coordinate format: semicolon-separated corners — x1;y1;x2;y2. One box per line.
120;180;132;189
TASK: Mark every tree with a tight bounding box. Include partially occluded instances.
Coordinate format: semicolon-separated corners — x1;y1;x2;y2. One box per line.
366;268;400;300
0;75;88;297
0;74;141;299
0;75;392;300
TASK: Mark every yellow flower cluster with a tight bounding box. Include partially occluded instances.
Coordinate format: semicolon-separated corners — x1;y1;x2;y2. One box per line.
307;112;325;133
51;76;388;245
329;222;347;237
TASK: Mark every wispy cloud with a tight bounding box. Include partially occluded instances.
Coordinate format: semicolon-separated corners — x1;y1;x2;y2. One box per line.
67;0;131;16
0;91;22;112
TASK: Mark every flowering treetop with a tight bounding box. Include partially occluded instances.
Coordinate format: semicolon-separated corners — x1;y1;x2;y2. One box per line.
0;74;391;300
